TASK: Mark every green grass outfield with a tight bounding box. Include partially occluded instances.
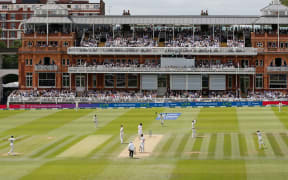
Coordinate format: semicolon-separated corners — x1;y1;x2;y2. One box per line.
0;107;288;180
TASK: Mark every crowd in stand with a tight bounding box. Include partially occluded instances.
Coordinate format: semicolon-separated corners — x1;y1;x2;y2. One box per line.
227;40;245;48
8;90;288;103
165;35;220;48
247;91;288;99
78;30;246;48
81;38;98;47
105;36;158;47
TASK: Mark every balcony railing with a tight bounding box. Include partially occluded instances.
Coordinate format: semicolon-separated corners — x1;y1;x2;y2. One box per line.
67;47;259;56
267;66;288;72
35;65;58;71
68;66;256;75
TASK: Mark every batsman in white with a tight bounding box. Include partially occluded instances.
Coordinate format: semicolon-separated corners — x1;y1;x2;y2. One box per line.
93;115;98;128
120;125;124;144
139;134;145;153
8;136;16;156
138;123;143;138
192;120;197;138
256;130;265;149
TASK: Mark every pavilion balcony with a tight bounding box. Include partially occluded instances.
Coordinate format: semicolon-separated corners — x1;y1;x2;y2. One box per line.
35;65;58;71
67;47;258;56
267;66;288;72
68;66;256;75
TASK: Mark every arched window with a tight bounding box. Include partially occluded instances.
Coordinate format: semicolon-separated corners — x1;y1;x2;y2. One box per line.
275;58;282;67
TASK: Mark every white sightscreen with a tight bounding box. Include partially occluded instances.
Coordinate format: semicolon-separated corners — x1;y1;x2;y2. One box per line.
141;75;158;90
209;75;226;90
187;75;202;90
170;75;186;90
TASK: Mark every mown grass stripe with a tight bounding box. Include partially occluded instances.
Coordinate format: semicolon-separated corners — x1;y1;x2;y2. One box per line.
86;135;115;158
181;136;196;159
207;133;217;158
280;133;288;147
266;133;284;157
190;134;204;158
199;133;210;159
224;134;232;158
238;134;248;157
262;134;276;157
245;134;257;157
252;133;266;157
3;109;93;135
30;136;73;158
166;135;184;158
215;133;224;159
99;136;124;158
174;133;190;158
231;133;240;159
159;134;176;158
0;110;24;120
152;134;171;158
45;135;87;158
274;133;288;157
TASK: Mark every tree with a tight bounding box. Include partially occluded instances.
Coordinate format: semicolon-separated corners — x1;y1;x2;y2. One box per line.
281;0;288;6
2;55;18;69
0;41;6;48
12;40;21;48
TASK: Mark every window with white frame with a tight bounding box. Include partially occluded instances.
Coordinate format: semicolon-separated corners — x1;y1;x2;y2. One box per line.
11;23;16;29
75;75;85;88
10;14;15;20
256;74;263;89
62;73;70;88
257;42;263;48
1;31;5;38
26;72;32;87
28;41;33;47
10;31;16;38
38;73;56;87
270;74;287;89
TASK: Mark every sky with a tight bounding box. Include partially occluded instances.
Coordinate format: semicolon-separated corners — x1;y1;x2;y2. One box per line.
96;0;272;15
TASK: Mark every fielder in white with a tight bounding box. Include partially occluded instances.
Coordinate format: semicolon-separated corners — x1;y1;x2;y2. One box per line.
139;134;145;153
256;130;265;149
8;136;16;156
279;102;282;113
138;123;143;138
120;125;124;144
93;115;98;128
192;120;197;138
160;113;164;127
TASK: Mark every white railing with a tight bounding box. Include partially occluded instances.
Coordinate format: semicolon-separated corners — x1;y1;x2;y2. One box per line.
267;67;288;72
68;66;256;74
68;47;259;56
7;96;288;104
35;65;58;71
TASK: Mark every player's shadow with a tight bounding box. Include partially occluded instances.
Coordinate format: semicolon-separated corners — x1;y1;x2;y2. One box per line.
195;136;206;139
132;157;140;159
